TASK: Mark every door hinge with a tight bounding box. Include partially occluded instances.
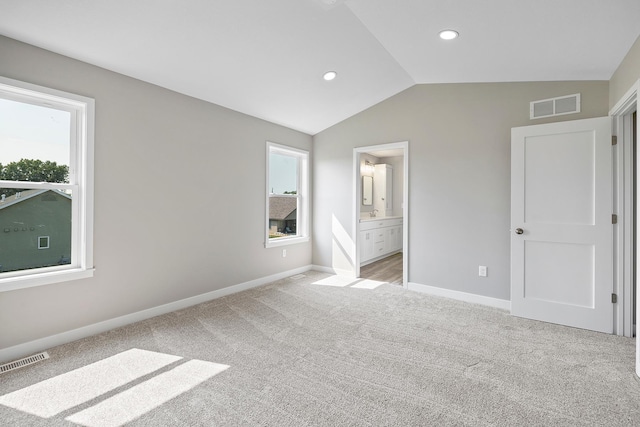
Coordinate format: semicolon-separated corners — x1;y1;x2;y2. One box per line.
612;214;618;224
612;135;618;146
612;293;618;304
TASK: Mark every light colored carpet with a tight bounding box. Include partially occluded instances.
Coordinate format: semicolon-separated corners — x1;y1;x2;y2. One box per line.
1;270;639;426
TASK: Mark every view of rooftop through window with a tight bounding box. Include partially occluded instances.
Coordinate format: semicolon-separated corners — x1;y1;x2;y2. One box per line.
267;144;308;242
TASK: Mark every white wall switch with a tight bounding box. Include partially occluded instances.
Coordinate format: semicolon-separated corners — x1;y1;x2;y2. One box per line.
479;265;487;277
282;249;287;258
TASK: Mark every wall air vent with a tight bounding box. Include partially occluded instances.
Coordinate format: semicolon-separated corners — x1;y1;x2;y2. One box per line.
530;93;580;119
0;352;49;374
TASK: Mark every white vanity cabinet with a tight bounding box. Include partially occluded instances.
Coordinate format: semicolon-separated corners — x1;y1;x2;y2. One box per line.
359;217;403;265
360;229;375;261
373;164;393;216
386;224;402;253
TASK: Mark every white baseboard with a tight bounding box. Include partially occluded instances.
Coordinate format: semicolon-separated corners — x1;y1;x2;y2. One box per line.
311;264;356;278
408;282;511;311
0;265;314;364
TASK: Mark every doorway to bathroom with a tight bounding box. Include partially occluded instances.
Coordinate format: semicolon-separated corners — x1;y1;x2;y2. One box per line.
353;141;409;288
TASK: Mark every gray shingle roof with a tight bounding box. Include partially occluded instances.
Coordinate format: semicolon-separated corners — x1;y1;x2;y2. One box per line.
0;189;71;210
269;196;297;220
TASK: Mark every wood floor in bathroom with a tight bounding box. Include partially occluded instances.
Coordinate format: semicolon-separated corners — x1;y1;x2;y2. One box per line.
360;252;403;286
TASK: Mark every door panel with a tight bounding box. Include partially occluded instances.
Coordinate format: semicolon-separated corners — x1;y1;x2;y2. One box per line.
511;117;612;333
524;131;595;225
524;241;594;308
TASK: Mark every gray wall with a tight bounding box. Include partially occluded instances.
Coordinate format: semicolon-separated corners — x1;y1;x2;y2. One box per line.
610;34;640;109
2;30;635;355
313;81;609;300
0;36;312;351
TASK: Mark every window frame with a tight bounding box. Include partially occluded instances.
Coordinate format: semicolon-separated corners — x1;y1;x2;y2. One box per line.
0;76;94;292
265;141;309;248
38;236;51;250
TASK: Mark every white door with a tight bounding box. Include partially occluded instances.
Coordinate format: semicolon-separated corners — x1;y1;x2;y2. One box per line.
511;117;613;333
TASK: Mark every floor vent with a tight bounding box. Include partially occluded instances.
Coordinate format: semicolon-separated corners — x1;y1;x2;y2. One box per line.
0;352;49;374
530;93;580;119
289;274;307;281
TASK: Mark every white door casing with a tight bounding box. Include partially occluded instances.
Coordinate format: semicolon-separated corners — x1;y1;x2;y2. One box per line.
353;141;409;287
511;117;613;333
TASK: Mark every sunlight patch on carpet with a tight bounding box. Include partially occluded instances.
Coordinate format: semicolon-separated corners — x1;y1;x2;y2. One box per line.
0;349;181;418
65;359;229;427
351;279;385;289
311;276;385;289
311;276;359;287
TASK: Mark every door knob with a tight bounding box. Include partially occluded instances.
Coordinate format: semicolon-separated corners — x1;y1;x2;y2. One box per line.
515;228;524;235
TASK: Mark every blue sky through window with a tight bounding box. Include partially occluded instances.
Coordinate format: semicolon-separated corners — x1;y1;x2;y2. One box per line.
269;152;297;194
0;98;70;166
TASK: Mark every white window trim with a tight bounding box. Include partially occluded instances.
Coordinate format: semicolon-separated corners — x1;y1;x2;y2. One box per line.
0;76;95;292
38;236;50;249
265;142;309;248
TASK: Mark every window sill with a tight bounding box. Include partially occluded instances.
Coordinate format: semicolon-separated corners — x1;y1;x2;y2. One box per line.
265;236;310;248
0;267;95;292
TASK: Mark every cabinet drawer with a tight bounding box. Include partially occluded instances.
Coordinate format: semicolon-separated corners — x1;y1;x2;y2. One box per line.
384;218;403;227
359;218;402;230
374;230;385;242
360;220;388;231
374;242;385;255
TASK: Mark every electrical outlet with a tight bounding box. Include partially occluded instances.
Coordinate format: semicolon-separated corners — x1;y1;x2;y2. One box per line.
282;249;287;258
479;265;487;277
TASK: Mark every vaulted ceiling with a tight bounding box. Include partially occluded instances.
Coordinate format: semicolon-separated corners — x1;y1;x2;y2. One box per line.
1;0;639;135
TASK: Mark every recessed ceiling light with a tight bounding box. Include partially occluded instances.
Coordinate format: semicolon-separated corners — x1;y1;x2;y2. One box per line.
439;30;459;40
323;71;337;81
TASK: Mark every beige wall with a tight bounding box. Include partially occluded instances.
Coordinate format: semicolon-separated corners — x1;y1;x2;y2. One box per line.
0;36;312;353
610;35;640;108
313;81;609;300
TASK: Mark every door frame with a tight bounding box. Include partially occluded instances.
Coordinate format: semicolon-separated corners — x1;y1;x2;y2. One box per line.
611;79;638;339
353;141;409;288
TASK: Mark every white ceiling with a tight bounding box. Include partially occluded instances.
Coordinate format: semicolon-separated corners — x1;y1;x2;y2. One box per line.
1;0;639;135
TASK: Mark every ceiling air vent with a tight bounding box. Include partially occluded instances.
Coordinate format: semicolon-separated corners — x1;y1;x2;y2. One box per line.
530;93;580;120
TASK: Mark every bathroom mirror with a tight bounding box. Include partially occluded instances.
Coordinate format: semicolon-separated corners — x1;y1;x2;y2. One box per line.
362;176;373;205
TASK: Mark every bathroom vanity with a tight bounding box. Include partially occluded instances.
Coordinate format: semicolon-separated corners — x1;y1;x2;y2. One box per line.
359;217;403;265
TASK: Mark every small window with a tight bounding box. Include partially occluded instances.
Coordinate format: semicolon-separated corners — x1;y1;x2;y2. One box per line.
265;142;309;247
38;236;50;249
0;76;94;291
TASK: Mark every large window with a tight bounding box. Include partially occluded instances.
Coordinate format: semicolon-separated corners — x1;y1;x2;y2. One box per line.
0;76;94;291
265;142;309;247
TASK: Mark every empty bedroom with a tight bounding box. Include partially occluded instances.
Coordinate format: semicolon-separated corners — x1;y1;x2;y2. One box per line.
1;1;640;425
